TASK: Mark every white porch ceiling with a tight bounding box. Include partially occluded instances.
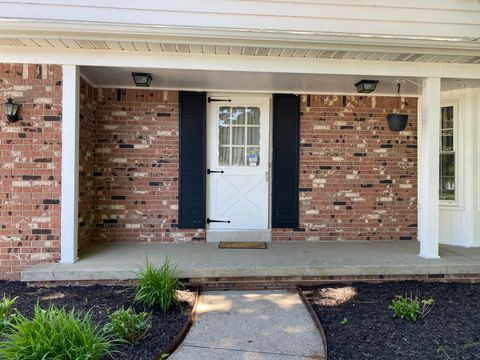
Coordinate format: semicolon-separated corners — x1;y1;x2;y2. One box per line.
81;66;425;95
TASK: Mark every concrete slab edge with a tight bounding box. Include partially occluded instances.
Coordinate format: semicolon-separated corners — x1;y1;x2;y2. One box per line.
21;264;480;282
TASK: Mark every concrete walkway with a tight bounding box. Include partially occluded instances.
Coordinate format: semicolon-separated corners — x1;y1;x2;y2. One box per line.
22;241;480;282
169;290;326;360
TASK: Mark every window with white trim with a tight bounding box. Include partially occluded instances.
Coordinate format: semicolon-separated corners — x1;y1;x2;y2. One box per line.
439;104;456;201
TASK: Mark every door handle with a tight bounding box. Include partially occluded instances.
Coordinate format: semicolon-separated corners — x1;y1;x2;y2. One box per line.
207;169;224;174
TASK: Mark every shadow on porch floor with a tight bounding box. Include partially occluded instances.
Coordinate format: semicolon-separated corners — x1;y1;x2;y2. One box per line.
21;241;480;284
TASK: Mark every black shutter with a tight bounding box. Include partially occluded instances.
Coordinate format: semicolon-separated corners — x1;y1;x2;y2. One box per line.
178;91;206;229
272;94;300;228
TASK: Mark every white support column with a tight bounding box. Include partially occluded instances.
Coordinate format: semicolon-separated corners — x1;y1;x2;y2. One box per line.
60;65;80;263
418;77;441;259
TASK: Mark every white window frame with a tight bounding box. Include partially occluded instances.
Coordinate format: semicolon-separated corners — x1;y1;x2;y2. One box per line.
439;98;463;209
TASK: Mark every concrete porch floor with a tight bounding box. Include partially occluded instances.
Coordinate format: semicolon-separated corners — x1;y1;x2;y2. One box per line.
21;241;480;283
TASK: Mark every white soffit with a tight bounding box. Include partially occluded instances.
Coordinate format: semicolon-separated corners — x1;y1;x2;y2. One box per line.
0;37;479;65
80;66;424;95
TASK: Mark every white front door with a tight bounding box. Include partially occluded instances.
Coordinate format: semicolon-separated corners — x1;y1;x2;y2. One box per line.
207;95;270;236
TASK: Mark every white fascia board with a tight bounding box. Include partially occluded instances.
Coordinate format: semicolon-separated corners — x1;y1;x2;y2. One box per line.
1;46;480;80
1;20;480;55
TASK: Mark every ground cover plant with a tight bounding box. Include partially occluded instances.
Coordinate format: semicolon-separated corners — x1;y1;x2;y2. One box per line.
0;280;194;359
105;307;151;344
389;294;434;323
303;281;480;360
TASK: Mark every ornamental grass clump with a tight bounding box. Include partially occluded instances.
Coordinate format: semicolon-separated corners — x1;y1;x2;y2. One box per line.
104;307;151;344
135;258;183;313
0;303;118;360
389;294;434;323
0;296;18;332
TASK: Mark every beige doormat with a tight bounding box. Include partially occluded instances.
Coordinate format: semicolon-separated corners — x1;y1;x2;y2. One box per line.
218;241;268;249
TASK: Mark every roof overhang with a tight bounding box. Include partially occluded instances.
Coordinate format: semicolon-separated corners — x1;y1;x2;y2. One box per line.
0;19;480;65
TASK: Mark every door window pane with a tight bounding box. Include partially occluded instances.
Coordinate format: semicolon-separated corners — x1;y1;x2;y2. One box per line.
247;107;260;125
232;107;245;124
232;127;245;145
219;126;230;145
218;106;261;166
232;147;245;166
247;127;260;145
247;147;260;166
218;147;230;166
219;107;230;125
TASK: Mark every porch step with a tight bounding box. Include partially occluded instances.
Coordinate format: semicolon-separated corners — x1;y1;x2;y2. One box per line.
21;242;480;287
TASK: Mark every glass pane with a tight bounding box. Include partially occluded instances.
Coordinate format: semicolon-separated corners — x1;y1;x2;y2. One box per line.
441;106;454;129
231;147;245;166
247;147;260;167
232;107;245;124
219;126;230;145
218;147;230;166
441;133;453;152
232;127;245;145
440;153;455;177
439;153;455;200
247;127;260;145
247;107;260;125
219;107;230;125
440;177;455;200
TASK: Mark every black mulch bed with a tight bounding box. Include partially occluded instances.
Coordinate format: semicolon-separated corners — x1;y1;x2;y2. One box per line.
0;281;195;360
303;281;480;360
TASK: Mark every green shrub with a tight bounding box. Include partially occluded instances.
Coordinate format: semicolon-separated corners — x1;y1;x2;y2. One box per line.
135;258;183;313
104;307;151;344
389;294;434;323
0;296;18;331
0;303;118;360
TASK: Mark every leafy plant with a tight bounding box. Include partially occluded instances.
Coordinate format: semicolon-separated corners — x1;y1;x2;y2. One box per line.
389;294;434;323
104;307;151;344
135;257;183;313
0;296;18;331
0;303;119;360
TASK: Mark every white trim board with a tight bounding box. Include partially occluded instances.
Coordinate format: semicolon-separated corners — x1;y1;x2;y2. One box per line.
1;46;480;79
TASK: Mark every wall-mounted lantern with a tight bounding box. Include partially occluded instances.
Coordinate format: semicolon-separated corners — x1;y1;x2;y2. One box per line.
354;80;379;93
131;72;152;87
2;98;20;122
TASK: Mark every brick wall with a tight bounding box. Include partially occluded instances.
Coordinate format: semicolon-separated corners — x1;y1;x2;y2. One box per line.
0;63;62;279
78;78;97;250
79;86;417;244
272;95;417;241
80;85;204;243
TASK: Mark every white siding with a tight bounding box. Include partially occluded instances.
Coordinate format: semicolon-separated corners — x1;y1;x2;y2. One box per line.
439;88;480;247
1;0;479;40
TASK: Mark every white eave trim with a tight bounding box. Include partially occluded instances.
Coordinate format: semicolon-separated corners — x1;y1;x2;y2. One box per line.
1;19;480;55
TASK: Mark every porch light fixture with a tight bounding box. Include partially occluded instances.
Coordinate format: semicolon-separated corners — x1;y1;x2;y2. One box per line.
131;72;152;87
2;98;20;122
354;80;379;94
